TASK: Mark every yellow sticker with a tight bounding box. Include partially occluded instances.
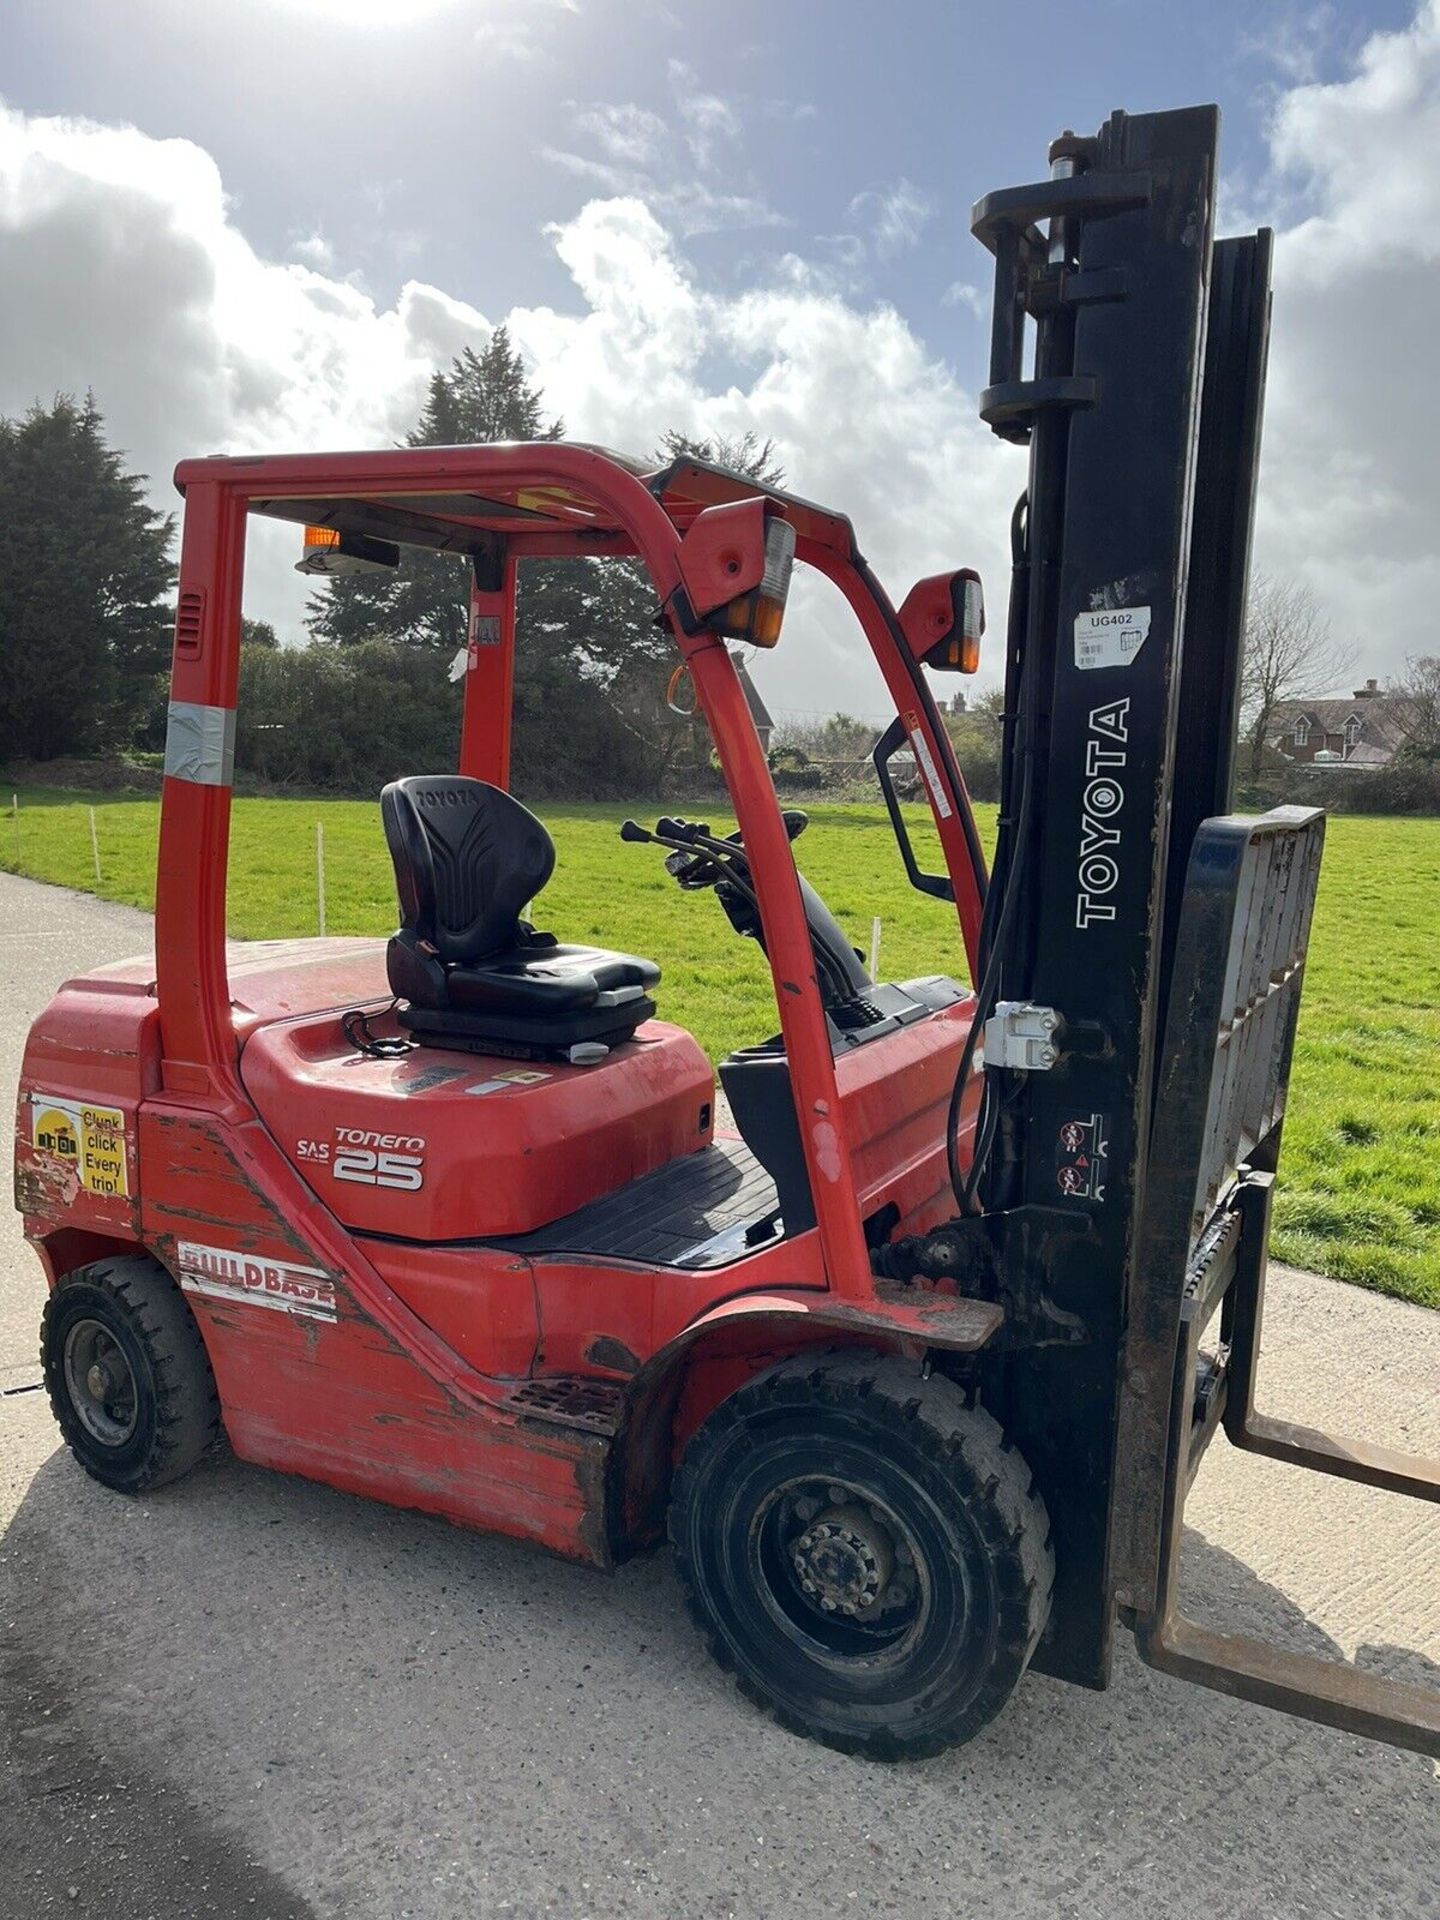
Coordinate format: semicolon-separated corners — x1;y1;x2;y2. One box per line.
31;1095;129;1198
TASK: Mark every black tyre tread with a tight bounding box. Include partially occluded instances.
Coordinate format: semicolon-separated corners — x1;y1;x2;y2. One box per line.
41;1255;220;1493
669;1350;1054;1760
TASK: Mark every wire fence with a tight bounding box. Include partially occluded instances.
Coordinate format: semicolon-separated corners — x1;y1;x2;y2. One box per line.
3;794;899;964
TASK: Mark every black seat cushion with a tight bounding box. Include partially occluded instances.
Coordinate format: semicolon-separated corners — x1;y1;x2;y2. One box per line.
380;776;659;1049
444;940;660;1014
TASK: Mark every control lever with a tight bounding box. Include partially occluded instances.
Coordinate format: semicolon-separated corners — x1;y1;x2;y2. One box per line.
656;816;705;843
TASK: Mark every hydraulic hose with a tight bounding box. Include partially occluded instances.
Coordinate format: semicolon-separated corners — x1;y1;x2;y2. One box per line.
945;491;1034;1213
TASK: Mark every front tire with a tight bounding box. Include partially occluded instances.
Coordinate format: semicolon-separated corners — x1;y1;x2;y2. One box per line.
41;1256;220;1494
669;1352;1053;1759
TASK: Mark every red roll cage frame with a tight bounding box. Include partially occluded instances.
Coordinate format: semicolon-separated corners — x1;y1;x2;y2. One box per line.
158;441;987;1311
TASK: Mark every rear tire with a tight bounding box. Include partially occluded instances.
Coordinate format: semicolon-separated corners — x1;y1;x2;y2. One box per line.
41;1256;220;1494
669;1351;1052;1759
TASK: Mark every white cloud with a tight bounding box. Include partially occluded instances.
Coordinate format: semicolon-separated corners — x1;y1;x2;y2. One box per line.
506;201;1021;715
0;102;490;642
847;179;935;259
288;231;337;271
571;103;670;169
1239;3;1345;86
542;141;782;239
0;98;1015;717
468;0;579;64
1250;0;1440;681
1;2;1437;727
666;59;743;170
941;280;987;319
545;65;782;239
255;0;576;55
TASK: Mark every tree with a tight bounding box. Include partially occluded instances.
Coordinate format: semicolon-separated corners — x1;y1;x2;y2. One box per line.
656;428;786;489
1389;655;1440;763
242;618;280;649
308;337;795;793
307;326;564;656
769;713;878;762
943;690;1005;803
235;639;462;791
1239;574;1351;776
0;395;172;762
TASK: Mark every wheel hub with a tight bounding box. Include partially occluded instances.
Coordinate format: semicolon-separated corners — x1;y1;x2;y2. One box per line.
790;1504;895;1616
62;1319;138;1447
85;1360;118;1400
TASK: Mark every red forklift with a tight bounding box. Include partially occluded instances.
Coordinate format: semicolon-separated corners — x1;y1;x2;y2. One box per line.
15;106;1438;1761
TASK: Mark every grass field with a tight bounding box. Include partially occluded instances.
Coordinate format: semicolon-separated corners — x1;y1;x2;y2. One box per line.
4;787;1438;1307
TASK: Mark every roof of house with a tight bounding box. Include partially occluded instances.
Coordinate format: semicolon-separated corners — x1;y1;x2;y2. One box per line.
734;655;774;732
1338;740;1394;768
1268;692;1408;755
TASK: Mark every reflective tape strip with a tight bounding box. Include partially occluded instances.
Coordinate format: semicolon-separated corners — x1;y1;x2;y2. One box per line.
164;701;236;787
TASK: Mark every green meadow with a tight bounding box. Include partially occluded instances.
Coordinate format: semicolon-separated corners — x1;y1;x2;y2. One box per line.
4;789;1437;1307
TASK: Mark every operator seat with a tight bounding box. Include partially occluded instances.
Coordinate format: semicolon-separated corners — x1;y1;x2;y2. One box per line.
381;776;659;1055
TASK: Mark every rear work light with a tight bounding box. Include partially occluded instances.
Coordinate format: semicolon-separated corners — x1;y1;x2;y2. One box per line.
953;573;985;672
713;517;796;650
898;567;986;674
295;525;400;577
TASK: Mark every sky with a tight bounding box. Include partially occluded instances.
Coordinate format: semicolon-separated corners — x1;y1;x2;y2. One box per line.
0;0;1435;725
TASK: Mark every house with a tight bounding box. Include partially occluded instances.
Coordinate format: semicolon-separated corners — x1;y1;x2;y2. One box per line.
733;655;774;754
1268;679;1407;770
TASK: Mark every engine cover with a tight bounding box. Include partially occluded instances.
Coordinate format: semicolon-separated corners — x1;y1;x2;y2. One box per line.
241;1008;714;1241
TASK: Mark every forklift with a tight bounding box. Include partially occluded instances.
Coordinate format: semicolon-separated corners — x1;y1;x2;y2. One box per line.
15;105;1438;1761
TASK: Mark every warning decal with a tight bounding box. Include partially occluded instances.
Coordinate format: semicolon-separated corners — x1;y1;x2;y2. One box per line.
903;710;953;819
1055;1112;1109;1203
176;1241;337;1322
1074;606;1151;672
29;1095;129;1198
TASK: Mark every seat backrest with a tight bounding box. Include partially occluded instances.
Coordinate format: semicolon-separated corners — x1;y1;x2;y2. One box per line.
381;776;556;964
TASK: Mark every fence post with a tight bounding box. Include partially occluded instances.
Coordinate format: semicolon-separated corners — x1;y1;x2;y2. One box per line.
316;822;327;938
10;794;18;871
869;915;882;981
88;807;102;885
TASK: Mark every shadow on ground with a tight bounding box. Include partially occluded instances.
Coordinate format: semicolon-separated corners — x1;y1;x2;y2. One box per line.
2;1431;1435;1920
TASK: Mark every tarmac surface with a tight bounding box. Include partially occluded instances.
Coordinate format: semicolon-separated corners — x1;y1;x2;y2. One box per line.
0;869;1435;1919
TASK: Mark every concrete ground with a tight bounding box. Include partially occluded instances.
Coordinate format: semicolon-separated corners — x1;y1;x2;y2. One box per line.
0;869;1435;1920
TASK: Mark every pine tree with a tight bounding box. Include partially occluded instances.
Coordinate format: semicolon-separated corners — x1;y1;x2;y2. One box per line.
307;326;563;654
306;328;667;788
655;428;786;489
304;331;795;792
0;396;173;762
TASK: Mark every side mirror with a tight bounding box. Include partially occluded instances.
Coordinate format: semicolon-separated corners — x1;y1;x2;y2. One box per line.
897;568;984;673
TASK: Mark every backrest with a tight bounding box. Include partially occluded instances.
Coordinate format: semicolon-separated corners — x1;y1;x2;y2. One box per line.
381;776;556;964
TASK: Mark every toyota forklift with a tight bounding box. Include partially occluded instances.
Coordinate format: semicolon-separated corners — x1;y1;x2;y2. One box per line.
15;106;1439;1761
